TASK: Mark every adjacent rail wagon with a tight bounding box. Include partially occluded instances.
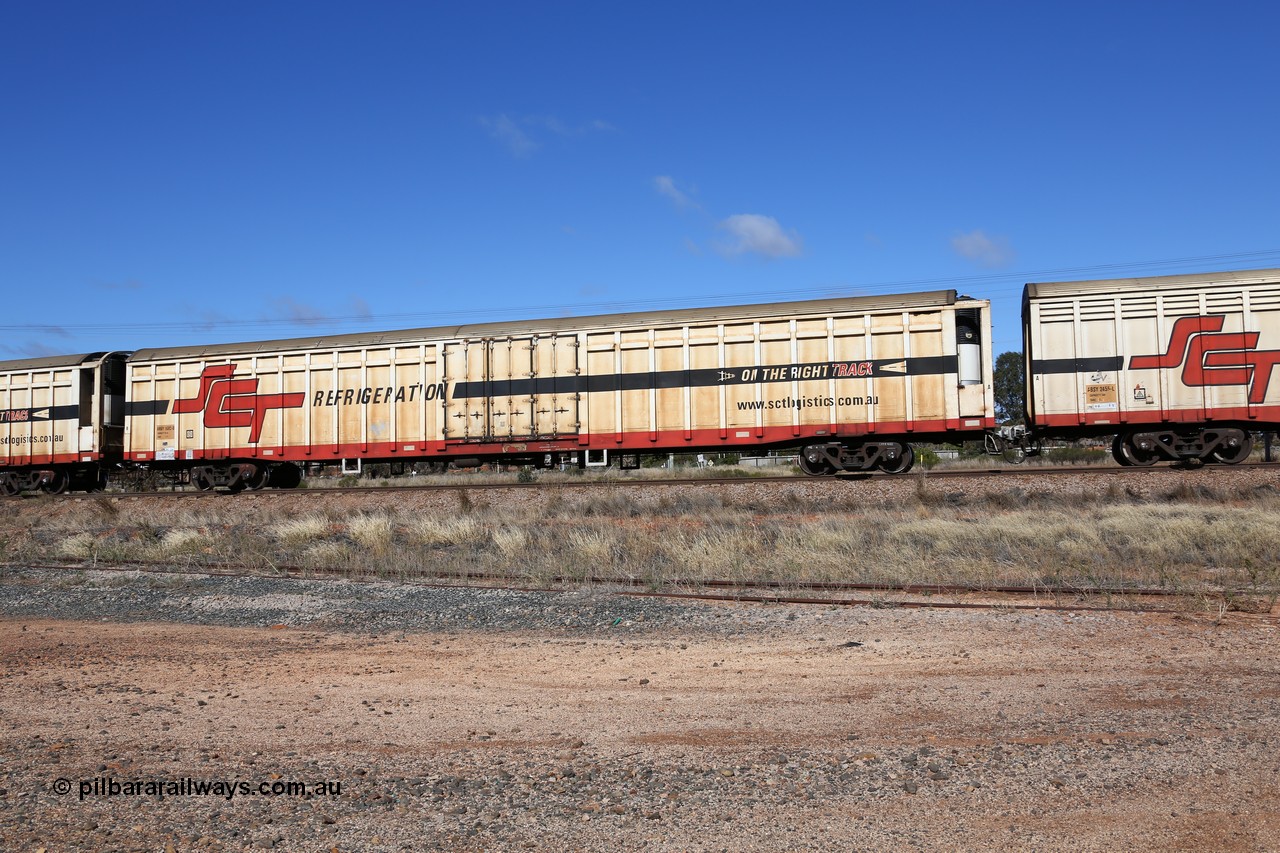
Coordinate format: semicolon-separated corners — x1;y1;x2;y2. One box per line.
1023;268;1280;466
0;352;127;495
120;290;995;489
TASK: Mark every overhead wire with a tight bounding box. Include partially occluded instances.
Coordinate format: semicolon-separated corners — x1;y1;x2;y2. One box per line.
4;248;1280;339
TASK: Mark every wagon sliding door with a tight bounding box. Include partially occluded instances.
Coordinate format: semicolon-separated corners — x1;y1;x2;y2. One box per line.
442;336;580;442
528;335;580;439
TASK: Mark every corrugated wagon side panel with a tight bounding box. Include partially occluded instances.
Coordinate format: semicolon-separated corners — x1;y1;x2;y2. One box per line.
619;342;651;441
688;327;720;431
869;314;906;425
655;343;685;436
253;358;286;452
1029;299;1085;426
583;336;617;438
1118;292;1210;423
724;325;757;433
281;364;308;454
791;334;828;432
909;313;946;423
1245;286;1280;412
832;318;871;426
309;353;337;450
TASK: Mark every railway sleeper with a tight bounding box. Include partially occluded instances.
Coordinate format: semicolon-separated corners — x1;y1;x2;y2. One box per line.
1112;427;1253;467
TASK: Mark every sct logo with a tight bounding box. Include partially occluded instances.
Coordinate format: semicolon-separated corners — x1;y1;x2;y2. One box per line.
172;365;306;443
1129;315;1280;404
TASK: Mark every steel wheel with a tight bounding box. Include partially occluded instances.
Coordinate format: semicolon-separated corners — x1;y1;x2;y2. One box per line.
878;443;915;474
241;464;268;491
798;449;836;476
1117;433;1159;467
0;474;20;497
191;470;215;492
1111;434;1133;466
1210;431;1253;465
267;463;303;489
40;471;69;494
72;471;108;493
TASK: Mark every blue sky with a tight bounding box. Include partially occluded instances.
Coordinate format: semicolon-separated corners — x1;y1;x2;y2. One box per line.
3;1;1278;359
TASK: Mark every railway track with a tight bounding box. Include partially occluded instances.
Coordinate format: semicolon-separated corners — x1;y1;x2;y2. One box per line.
23;459;1280;501
9;558;1276;618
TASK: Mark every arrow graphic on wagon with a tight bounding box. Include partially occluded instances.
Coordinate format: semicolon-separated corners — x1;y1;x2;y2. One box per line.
879;361;906;374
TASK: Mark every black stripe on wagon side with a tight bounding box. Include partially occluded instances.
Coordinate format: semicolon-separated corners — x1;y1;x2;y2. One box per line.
124;400;171;416
452;356;960;400
1030;356;1125;376
0;404;80;422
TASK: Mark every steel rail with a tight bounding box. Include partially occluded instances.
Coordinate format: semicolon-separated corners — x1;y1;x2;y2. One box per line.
3;557;1251;600
6;560;1274;618
19;459;1277;501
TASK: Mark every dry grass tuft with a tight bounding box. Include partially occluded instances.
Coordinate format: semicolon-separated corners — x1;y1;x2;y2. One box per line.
273;515;330;548
348;513;395;557
407;517;487;548
57;532;97;560
146;529;209;559
490;526;529;559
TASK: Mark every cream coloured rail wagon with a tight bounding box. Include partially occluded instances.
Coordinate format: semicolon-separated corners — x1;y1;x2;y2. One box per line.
122;291;995;489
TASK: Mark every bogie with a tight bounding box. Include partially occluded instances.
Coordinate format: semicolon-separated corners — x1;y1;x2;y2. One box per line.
1111;427;1253;467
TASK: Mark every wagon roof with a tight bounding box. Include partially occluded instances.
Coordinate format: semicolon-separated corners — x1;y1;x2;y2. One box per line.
127;289;967;361
0;352;111;373
1024;267;1280;300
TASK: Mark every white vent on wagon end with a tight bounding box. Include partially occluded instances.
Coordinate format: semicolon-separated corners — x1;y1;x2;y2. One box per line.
955;307;982;386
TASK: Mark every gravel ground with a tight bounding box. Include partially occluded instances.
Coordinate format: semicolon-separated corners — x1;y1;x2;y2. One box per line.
1;567;1279;851
0;568;742;636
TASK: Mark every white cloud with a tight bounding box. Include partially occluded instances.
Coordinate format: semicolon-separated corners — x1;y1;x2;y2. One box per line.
1;340;64;357
348;296;372;320
531;116;615;136
654;175;699;210
951;229;1015;268
480;114;613;157
263;297;372;326
715;214;803;259
480;114;537;157
97;278;144;291
274;296;327;326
